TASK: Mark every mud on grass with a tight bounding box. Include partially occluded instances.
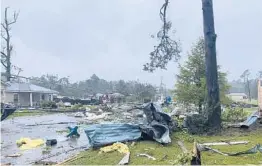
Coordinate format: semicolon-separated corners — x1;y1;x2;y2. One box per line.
65;128;262;165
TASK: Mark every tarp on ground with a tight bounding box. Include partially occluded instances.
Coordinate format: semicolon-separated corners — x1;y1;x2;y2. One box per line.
84;102;176;147
240;111;260;128
1;104;16;121
85;124;142;147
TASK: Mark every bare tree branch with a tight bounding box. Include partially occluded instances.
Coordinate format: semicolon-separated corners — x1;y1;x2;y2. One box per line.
143;0;181;72
1;31;8;42
8;11;19;25
1;60;7;68
1;51;7;58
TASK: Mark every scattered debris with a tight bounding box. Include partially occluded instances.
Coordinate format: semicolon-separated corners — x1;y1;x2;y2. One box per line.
177;141;188;153
137;153;156;160
191;142;201;165
160;154;168;161
100;142;129;154
46;139;57;146
84;103;177;147
201;141;249;146
5;153;22;157
16;137;45;150
57;154;85;165
84;112;111;121
66;126;80;138
26;122;76;126
200;144;262;156
130;142;136;147
118;152;130;165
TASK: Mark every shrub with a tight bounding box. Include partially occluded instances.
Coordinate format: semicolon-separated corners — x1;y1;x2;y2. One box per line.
222;107;248;122
41;101;57;109
71;103;84;110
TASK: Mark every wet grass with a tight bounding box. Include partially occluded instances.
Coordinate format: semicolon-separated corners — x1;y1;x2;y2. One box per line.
65;128;262;165
6;110;47;119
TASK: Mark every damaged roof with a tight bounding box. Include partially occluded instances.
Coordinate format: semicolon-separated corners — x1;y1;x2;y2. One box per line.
5;82;59;94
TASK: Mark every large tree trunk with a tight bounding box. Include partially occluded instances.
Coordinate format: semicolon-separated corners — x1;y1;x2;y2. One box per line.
202;0;221;130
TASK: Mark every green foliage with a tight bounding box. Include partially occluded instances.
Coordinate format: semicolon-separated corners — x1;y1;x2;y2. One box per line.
173;152;192;165
174;38;230;112
222;107;249;122
40;101;56;108
30;74;156;99
71;103;85;110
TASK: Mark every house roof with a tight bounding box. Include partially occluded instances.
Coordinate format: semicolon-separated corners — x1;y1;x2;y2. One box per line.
228;93;247;96
5;82;59;94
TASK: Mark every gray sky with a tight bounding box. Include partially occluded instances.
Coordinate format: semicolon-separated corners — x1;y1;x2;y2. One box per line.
1;0;262;88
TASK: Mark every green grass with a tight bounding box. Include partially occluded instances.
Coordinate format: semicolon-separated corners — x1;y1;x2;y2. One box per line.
3;109;55;119
65;129;262;165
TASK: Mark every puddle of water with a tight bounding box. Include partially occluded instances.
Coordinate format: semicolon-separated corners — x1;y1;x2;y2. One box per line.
1;114;89;165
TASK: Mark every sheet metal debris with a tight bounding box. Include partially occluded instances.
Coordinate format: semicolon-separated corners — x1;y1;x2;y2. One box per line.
84;103;177;147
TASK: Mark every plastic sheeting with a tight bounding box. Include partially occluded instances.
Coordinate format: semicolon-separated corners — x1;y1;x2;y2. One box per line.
1;104;16;121
16;137;45;150
85;124;142;147
84;103;176;147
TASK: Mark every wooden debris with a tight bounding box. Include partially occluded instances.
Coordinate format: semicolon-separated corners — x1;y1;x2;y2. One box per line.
130;142;136;147
204;146;228;156
56;154;84;165
177;141;188;153
137;153;156;160
191;142;201;165
160;154;168;161
5;153;22;157
201;141;249;146
118;152;130;165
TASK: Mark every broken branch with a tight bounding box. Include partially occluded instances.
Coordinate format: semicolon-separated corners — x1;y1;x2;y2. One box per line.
177;141;188;153
200;141;249;146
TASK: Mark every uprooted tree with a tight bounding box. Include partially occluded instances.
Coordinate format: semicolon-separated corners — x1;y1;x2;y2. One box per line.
144;0;222;130
1;7;19;81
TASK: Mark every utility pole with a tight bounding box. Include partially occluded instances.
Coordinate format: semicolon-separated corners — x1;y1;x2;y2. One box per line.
202;0;221;130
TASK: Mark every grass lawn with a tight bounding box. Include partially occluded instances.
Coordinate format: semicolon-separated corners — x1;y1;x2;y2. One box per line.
5;110;50;119
64;128;262;165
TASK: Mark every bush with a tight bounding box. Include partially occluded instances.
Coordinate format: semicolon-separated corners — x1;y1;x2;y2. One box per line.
41;101;57;109
71;103;84;110
222;107;248;122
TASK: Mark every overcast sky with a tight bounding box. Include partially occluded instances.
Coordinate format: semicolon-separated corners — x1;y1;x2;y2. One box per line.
1;0;262;88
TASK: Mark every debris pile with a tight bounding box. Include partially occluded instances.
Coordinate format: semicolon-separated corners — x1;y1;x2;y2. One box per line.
84;103;177;148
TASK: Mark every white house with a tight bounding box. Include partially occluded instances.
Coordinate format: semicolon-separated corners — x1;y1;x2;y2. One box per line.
227;92;248;101
2;81;59;107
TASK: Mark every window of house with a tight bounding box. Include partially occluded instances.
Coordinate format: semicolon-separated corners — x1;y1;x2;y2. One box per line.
41;94;45;100
49;95;52;101
14;93;18;103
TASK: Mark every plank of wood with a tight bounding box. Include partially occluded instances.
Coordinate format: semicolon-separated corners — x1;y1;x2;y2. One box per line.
201;141;248;146
118;152;130;165
177;141;188;153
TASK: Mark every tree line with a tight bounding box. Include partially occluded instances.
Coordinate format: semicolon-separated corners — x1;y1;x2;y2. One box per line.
29;74;157;100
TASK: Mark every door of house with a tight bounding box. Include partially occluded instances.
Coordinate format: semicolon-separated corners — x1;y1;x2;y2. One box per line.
13;93;18;104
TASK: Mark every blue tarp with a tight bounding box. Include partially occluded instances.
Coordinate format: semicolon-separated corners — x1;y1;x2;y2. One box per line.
84;103;176;147
240;111;259;128
1;104;16;121
85;124;142;147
